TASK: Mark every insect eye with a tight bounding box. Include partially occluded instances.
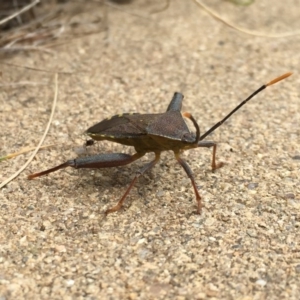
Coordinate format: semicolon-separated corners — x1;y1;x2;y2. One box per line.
182;133;194;143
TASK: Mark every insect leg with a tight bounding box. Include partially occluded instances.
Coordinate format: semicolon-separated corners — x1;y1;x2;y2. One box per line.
105;152;161;215
182;112;200;143
28;152;145;179
197;141;224;171
174;151;203;214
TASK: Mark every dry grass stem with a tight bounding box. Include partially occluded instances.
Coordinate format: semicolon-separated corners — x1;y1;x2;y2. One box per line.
0;144;56;162
0;0;40;26
194;0;300;38
0;73;58;189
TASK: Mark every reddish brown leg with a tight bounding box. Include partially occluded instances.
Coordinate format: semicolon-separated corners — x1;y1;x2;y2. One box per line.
28;152;145;179
212;144;224;170
197;141;224;171
174;151;203;214
105;152;161;215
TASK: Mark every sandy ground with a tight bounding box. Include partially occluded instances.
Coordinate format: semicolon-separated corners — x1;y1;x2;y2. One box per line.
0;0;299;299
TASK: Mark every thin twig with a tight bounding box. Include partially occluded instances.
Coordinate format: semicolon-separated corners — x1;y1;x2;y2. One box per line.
1;45;55;54
150;0;170;14
0;62;77;74
0;144;56;162
0;73;58;189
104;1;151;20
193;0;300;38
0;0;40;26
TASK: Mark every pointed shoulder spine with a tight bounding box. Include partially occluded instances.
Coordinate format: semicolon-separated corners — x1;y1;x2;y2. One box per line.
166;92;184;112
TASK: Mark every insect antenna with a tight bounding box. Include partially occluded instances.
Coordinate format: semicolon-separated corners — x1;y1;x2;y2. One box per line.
199;72;292;141
182;112;200;143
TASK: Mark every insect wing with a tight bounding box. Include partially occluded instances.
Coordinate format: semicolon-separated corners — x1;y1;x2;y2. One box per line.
147;111;191;141
86;113;160;139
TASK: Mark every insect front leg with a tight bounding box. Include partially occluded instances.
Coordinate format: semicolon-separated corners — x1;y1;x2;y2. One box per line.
174;151;203;214
197;141;224;171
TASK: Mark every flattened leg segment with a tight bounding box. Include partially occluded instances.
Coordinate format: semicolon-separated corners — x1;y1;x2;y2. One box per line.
28;152;145;179
73;152;144;169
105;152;161;215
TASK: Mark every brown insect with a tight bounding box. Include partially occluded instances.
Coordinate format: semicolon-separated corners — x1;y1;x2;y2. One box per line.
28;72;292;214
